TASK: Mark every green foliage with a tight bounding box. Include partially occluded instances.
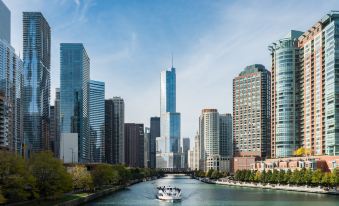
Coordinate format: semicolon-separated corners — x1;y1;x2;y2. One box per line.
206;169;214;178
28;151;72;199
210;170;222;179
233;168;339;187
91;164;119;188
70;165;93;191
0;151;37;202
0;190;6;204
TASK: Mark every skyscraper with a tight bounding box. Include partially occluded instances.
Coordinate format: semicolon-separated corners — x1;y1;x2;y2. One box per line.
49;88;60;157
219;113;233;157
157;67;182;169
150;116;160;168
144;127;150;168
233;64;271;159
0;0;10;43
199;109;231;172
88;80;105;163
105;97;125;164
23;12;51;154
297;11;339;156
200;109;219;171
269;30;303;158
0;40;22;152
60;43;90;162
182;137;190;169
124;123;144;168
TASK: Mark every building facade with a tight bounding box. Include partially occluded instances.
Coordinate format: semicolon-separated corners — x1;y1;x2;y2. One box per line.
157;67;182;169
0;38;23;153
182;137;190;169
49;88;60;157
149;116;160;168
219;113;233;157
269;30;303;158
0;0;10;43
124;123;144;168
105;97;125;164
60;43;90;162
23;12;51;154
144;127;150;168
88;80;105;163
233;64;271;159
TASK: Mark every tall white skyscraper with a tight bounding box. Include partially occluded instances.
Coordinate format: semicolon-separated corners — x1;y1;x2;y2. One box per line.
156;66;182;169
199;109;231;172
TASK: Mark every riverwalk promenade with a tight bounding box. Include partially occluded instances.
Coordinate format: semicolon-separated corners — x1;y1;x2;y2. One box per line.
199;178;339;195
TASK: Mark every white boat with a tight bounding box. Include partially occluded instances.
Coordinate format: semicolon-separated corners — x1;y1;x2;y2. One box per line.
157;186;182;201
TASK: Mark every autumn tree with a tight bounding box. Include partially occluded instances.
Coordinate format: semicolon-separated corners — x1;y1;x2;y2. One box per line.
70;165;93;191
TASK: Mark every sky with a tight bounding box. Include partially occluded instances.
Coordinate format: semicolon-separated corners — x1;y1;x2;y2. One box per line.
3;0;339;146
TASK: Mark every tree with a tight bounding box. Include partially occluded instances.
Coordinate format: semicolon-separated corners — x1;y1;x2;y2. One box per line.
206;169;214;178
112;164;131;184
0;190;6;204
0;151;37;202
303;169;313;185
284;170;292;184
254;171;261;182
270;169;279;184
70;165;93;191
28;151;72;199
211;170;221;179
312;169;323;186
91;164;119;188
278;170;285;184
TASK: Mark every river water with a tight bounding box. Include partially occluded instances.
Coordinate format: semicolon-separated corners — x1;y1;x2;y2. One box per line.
86;174;339;206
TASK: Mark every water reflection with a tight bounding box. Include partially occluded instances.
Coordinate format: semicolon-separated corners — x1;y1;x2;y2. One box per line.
87;174;339;206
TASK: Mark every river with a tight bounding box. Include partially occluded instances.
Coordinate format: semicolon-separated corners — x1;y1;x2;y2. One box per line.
86;174;339;206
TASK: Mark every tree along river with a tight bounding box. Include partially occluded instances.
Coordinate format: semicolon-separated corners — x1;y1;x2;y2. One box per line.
86;174;339;206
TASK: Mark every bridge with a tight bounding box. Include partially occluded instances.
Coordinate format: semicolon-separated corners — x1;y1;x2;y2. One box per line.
158;168;195;175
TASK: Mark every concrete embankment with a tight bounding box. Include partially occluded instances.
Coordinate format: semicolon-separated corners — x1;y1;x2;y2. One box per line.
56;177;158;206
197;177;339;195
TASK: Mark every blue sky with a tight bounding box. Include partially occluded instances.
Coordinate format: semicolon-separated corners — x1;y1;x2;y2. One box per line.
4;0;339;144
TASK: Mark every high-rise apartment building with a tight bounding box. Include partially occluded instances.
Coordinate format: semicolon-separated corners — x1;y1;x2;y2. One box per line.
88;80;105;162
269;11;339;157
0;0;10;43
23;12;51;153
298;11;339;156
182;137;190;168
60;43;90;162
269;30;303;158
157;67;182;169
199;109;231;172
0;39;23;153
150;116;160;168
219;113;233;157
105;97;125;164
233;64;271;159
124;123;144;168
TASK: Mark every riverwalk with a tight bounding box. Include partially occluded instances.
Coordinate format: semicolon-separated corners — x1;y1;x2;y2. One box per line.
198;178;339;195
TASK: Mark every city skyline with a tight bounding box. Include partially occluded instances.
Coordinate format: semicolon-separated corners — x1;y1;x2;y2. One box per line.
3;0;339;143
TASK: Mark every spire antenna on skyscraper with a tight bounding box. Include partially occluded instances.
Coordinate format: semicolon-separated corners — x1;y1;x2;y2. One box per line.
171;52;173;68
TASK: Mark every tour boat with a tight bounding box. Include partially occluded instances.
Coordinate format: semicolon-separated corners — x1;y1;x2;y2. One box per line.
157;186;182;201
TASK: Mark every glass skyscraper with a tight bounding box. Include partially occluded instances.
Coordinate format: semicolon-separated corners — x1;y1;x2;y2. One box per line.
23;12;51;153
0;38;23;152
157;67;182;169
0;0;10;43
149;116;160;168
88;80;105;163
219;113;233;157
269;30;303;158
105;97;125;164
60;43;90;162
